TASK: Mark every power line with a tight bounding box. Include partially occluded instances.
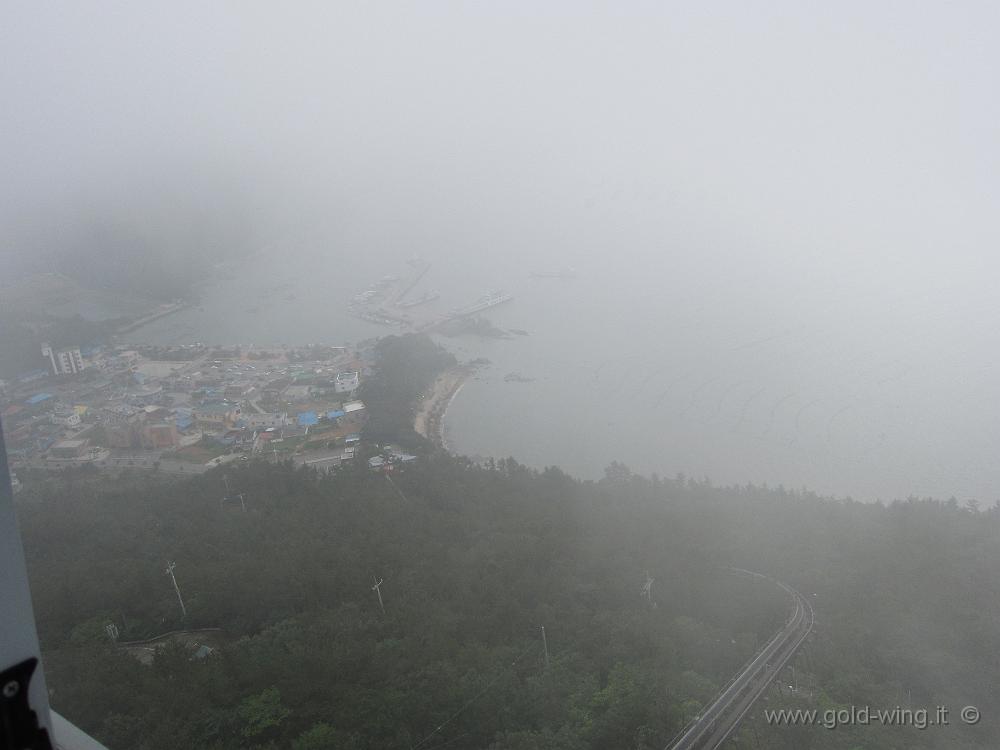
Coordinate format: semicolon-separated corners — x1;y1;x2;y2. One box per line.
541;626;550;670
165;561;187;617
372;576;386;615
424;732;471;750
385;474;409;502
410;641;539;750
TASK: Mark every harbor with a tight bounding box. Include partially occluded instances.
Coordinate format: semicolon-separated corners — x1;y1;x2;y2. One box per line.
346;259;514;333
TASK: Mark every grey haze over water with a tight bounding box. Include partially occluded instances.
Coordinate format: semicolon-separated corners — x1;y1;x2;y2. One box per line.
5;2;1000;501
128;242;1000;504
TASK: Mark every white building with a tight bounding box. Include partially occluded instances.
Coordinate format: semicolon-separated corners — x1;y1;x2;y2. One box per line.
335;371;360;393
343;400;366;418
50;406;82;428
41;344;84;375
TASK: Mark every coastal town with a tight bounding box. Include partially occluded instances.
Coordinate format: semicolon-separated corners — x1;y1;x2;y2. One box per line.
0;257;535;494
0;337;436;491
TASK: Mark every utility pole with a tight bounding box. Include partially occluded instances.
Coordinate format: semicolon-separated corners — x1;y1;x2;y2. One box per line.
165;561;187;618
541;626;550;670
372;577;385;614
222;475;246;512
641;571;654;605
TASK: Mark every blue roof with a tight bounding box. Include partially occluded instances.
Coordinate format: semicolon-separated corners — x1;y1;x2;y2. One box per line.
297;411;319;426
176;416;194;430
327;410;346;420
25;393;53;405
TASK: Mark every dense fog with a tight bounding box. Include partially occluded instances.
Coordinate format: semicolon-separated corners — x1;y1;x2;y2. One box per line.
6;2;999;500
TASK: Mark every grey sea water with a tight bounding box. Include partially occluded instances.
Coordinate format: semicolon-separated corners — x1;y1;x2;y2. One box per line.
127;242;1000;504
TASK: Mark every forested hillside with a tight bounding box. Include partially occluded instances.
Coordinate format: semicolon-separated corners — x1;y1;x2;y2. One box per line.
15;458;999;749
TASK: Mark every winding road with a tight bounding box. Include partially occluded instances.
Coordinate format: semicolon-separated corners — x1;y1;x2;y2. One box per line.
666;569;815;750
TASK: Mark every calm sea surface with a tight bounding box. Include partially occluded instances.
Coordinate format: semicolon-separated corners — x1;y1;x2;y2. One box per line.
127;246;1000;503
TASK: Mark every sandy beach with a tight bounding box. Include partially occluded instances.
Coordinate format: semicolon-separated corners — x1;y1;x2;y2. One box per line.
414;366;472;449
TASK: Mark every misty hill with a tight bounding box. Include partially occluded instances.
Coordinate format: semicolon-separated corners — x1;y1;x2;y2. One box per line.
17;458;996;750
2;168;267;305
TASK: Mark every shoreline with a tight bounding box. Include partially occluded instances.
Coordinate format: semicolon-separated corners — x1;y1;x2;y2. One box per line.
414;365;473;449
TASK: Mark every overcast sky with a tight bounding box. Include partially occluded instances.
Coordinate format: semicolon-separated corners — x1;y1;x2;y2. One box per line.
2;1;999;279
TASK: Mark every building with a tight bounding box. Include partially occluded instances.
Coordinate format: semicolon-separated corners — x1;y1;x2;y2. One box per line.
101;404;145;449
41;344;84;376
50;405;81;428
175;412;195;432
129;384;164;407
293;450;342;473
297;411;319;427
102;403;141;425
342;400;367;425
50;439;89;459
141;422;179;449
335;371;360;393
192;403;241;431
224;384;256;401
244;412;288;429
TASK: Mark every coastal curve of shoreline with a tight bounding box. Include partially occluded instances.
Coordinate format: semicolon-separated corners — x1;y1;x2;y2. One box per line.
414;365;472;449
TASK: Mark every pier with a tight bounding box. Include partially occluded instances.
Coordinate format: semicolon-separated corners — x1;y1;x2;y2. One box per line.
346;260;513;333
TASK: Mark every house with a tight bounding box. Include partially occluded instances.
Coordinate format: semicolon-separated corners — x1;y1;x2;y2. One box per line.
102;403;141;426
294;450;342;473
342;400;366;422
50;405;82;428
224;383;257;401
142;422;179;449
129;384;164;407
175;410;195;432
192;403;241;430
243;412;288;429
51;439;89;459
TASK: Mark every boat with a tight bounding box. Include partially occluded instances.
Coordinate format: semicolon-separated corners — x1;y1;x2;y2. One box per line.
530;267;577;279
449;290;514;318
